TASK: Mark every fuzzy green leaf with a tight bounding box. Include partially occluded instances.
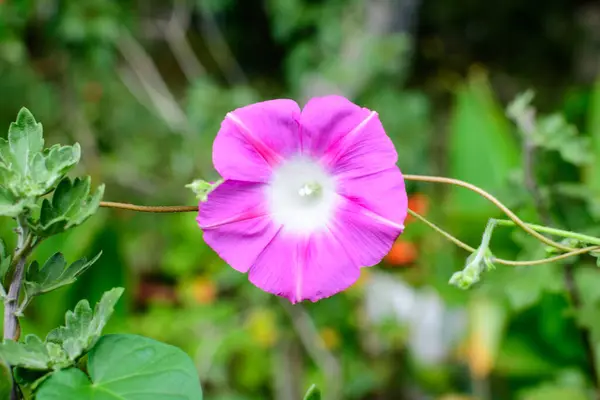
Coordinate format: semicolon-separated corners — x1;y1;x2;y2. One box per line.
0;108;80;198
24;252;102;297
36;334;203;400
0;187;31;217
6;108;44;179
34;177;104;236
0;335;51;370
45;288;124;361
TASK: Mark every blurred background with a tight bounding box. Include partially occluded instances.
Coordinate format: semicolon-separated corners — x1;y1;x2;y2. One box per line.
2;0;600;399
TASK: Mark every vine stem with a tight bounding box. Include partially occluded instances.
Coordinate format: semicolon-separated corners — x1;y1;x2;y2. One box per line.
407;209;600;266
492;219;600;246
402;174;576;252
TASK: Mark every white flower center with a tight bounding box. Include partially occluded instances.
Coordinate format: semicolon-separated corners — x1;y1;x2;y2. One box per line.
266;156;338;234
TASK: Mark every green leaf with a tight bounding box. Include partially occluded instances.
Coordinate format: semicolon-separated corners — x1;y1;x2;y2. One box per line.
45;288;124;362
0;108;80;198
447;72;520;227
36;334;203;400
13;367;52;399
0;360;13;400
0;187;30;217
185;179;222;202
32;143;81;192
0;335;51;370
585;75;600;195
519;383;589;400
0;289;123;372
303;384;321;400
449;219;497;289
34;177;104;236
6;108;44;179
24;252;101;297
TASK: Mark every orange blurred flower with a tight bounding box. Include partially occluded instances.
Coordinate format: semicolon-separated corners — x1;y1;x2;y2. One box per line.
190;277;217;305
406;193;430;223
384;240;418;266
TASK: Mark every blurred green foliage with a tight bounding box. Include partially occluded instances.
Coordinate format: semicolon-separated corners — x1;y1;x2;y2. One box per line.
1;0;600;399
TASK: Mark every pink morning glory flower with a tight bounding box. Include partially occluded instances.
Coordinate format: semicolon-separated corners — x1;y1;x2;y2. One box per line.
197;95;408;303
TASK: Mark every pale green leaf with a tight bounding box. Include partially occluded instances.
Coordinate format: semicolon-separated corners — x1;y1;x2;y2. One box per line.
0;335;50;370
45;288;124;361
36;334;203;400
6;108;44;179
0;187;28;217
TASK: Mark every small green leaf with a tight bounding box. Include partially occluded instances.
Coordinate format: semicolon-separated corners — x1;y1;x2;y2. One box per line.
24;252;102;297
303;384;321;400
186;179;222;202
0;335;50;370
45;288;124;361
33;177;104;236
449;219;497;289
36;334;203;400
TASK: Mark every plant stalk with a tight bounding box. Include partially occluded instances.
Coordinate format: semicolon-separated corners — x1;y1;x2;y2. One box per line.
4;216;31;342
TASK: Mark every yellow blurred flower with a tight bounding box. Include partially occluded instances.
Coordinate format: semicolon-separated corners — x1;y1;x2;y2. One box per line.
438;395;476;400
246;309;278;349
319;327;341;351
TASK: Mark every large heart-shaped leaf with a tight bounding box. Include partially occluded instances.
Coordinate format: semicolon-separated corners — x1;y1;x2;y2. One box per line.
36;334;203;400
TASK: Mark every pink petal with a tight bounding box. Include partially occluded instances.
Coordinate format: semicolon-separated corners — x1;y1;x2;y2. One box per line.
300;95;398;178
213;99;301;182
337;167;408;230
248;195;403;304
197;180;280;273
332;197;404;268
248;230;360;303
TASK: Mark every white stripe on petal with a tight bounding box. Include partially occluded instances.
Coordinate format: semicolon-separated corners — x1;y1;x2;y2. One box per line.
360;207;405;231
226;112;283;166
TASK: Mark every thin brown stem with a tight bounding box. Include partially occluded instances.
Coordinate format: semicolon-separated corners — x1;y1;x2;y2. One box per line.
99;201;197;213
